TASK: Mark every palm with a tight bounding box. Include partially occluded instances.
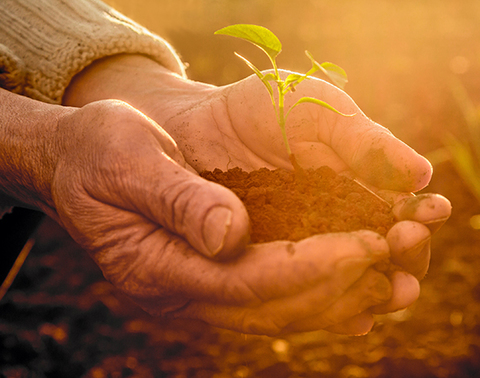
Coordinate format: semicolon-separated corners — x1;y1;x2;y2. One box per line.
59;56;451;335
162;72;431;194
50;101;397;335
157;72;451;280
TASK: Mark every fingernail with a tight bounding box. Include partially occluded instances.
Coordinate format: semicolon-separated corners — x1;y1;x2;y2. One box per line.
202;206;233;256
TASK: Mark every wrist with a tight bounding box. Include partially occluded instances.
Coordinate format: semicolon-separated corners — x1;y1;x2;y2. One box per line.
0;89;72;216
62;54;216;128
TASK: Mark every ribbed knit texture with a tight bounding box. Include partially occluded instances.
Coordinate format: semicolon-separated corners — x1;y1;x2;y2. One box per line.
0;0;186;104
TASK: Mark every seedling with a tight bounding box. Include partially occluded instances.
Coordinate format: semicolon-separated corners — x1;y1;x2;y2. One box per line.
214;25;391;208
215;23;353;170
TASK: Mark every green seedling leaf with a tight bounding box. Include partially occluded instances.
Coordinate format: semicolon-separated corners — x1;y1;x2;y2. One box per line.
215;24;282;63
234;52;265;80
262;73;278;82
286;97;356;119
235;52;274;99
306;51;348;89
320;62;348;89
216;24;352;170
284;73;304;92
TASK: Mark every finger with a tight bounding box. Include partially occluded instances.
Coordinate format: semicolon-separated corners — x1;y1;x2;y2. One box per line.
285;80;432;192
347;122;432;192
155;232;390;335
95;109;251;260
166;248;390;336
325;273;421;334
281;268;392;334
136;129;251;260
119;231;389;335
115;158;250;261
386;221;431;279
147;166;251;261
187;231;390;306
392;193;452;234
325;312;375;335
371;271;420;314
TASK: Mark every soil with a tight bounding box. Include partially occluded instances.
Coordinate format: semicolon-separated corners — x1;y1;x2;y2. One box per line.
200;166;395;244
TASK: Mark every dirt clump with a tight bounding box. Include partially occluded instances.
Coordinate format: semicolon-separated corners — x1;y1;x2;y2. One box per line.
200;166;395;244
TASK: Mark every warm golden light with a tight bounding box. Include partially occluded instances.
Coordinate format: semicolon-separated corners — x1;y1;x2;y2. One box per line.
2;1;479;377
470;214;480;229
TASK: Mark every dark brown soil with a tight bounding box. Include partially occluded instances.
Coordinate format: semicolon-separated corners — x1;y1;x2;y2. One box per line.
201;166;395;244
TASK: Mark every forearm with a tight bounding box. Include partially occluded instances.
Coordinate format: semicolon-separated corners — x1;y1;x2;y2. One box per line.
0;88;69;216
62;54;214;127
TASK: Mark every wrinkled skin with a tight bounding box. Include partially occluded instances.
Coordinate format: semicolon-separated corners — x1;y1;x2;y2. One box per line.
55;54;452;335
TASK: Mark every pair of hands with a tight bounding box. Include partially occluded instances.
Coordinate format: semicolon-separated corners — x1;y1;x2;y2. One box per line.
26;54;448;336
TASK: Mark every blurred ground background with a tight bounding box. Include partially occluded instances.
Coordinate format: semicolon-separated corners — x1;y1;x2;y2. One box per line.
2;0;480;377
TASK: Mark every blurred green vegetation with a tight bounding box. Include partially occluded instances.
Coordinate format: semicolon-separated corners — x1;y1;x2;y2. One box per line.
443;80;480;205
105;0;480;158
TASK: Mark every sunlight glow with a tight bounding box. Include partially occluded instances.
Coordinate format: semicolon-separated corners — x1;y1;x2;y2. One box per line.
469;214;480;229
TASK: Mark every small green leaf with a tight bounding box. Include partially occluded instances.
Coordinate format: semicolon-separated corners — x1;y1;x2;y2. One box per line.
320;62;348;89
235;52;274;98
284;73;304;91
215;24;282;62
286;97;355;119
262;73;277;82
234;52;264;79
305;51;321;74
305;51;348;89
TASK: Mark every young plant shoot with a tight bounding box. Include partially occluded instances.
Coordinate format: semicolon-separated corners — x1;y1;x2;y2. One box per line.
215;23;353;170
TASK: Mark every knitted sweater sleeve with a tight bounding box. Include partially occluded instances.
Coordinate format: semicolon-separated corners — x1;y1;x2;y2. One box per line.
0;0;186;104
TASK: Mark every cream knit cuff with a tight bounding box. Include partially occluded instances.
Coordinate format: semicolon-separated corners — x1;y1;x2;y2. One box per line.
0;0;186;104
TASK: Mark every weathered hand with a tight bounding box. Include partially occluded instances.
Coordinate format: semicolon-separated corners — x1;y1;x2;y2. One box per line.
61;54;451;335
0;87;409;336
201;70;451;333
46;99;401;336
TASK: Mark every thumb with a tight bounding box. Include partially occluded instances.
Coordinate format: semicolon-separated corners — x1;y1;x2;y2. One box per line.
155;165;251;260
114;108;251;260
125;137;251;260
326;107;432;192
71;101;251;260
287;80;432;192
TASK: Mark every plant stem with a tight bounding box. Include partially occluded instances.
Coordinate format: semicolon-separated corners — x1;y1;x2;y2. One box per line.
269;56;279;82
276;80;305;176
353;179;392;208
277;89;292;157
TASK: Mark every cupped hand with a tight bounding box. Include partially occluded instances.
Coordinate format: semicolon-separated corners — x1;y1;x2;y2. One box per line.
217;71;451;331
152;66;451;275
48;99;405;336
61;54;452;335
